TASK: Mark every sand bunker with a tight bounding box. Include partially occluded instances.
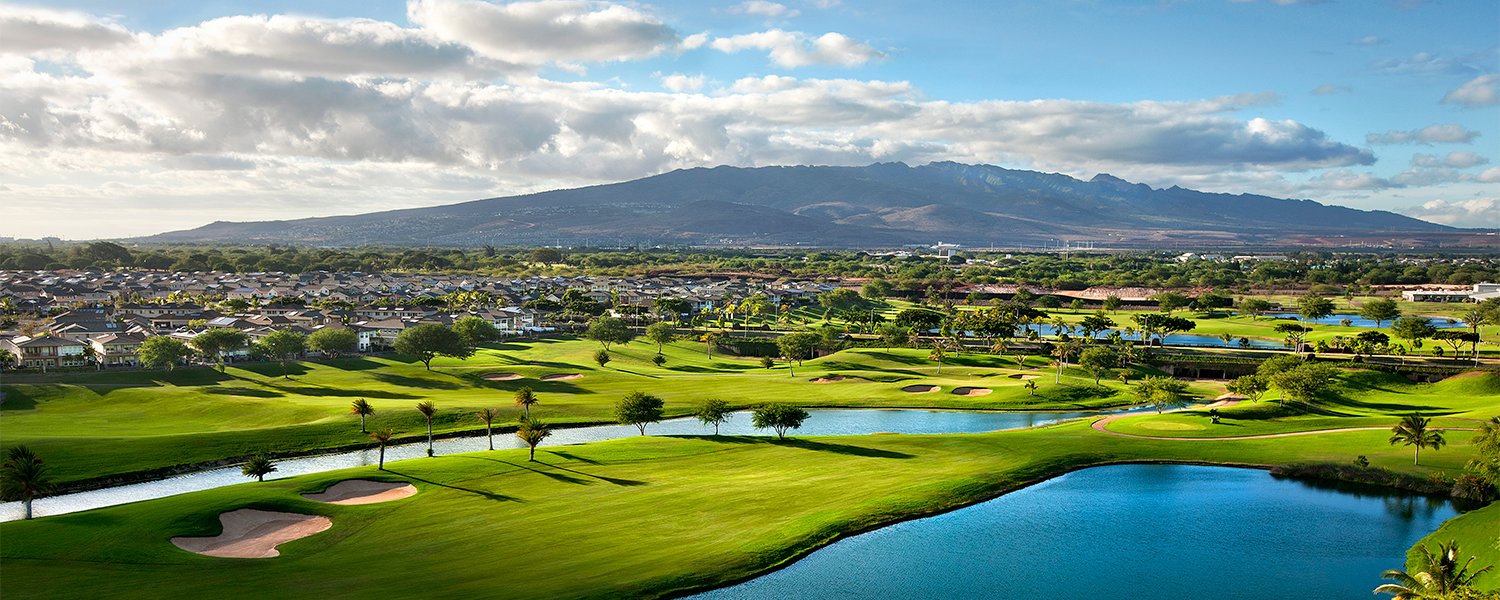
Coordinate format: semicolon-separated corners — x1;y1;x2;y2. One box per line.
901;384;940;393
541;373;583;381
1006;374;1040;380
810;375;845;383
1214;392;1246;401
483;373;523;381
171;509;331;559
951;387;993;396
302;480;418;505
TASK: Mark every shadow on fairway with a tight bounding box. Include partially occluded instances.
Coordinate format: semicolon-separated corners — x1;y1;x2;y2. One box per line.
461;456;645;486
238;362;312;378
382;469;520;502
265;381;419;399
689;435;914;459
543;450;601;464
533;461;647;487
204;386;284;398
370;373;463;390
327;358;385;371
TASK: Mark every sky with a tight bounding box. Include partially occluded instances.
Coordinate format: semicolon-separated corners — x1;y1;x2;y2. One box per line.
1;0;1497;239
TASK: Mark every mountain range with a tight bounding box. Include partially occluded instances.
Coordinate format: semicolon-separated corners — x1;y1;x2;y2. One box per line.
141;162;1449;247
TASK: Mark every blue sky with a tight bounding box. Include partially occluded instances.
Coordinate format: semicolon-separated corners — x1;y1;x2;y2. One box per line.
1;0;1496;238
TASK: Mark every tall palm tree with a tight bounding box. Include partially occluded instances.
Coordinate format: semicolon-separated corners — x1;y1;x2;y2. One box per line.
350;398;374;433
928;345;946;375
369;428;394;470
1052;339;1082;384
416;401;437;457
1462;307;1486;366
1374;540;1492;598
516;418;552;461
0;445;56;520
514;386;538;419
475;408;499;451
1389;413;1446;466
1024;380;1037;396
241;453;276;482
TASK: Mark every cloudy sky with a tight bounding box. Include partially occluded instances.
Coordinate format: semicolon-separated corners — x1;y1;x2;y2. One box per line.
1;0;1496;239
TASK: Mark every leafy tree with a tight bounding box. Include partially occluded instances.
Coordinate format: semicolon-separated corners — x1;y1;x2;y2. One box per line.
394;323;474;370
514;386;538;418
1359;298;1401;329
1239;298;1272;316
416;400;437;457
1465;417;1500;490
528;248;563;264
1134;376;1189;413
1374;541;1492;599
1078;346;1118;385
1390;413;1445;466
257;330;307;378
191;328;248;372
369;428;395;470
818;288;864;312
241;453;276;482
0;446;55;520
1077;313;1116;342
452;316;499;346
1392;317;1437;354
1298;293;1335;324
861;279;893;300
585;316;633;350
695;398;733;435
1432;331;1479;359
350;398;375;433
593;348;612;367
752;404;811;440
615;391;665;435
136;336;191;371
776;331;822;377
1102;294;1123;313
1226;374;1269;403
644;321;676;354
516;417;551;461
1131;313;1195;344
699;331;721;358
1151;292;1191;313
1269;362;1338;404
307;326;358;358
652;297;693;323
475;407;500;451
893;308;945;330
878;323;912;351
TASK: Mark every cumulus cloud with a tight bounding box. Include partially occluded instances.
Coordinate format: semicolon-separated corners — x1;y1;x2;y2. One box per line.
1373;51;1484;77
1366;124;1480;145
0;5;132;54
1411;151;1489;169
657;72;704;91
730;1;800;19
1398;198;1499;227
710;29;884;68
1307;169;1395;190
407;0;679;65
1441;73;1498;107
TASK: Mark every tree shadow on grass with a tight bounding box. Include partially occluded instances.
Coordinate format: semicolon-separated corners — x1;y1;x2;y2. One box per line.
237;362;312;378
533;460;647;486
689;435;914;459
264;382;419;399
460;456;646;486
204;386;284;398
369;372;463;390
326;357;385;371
381;469;520;502
543;450;601;464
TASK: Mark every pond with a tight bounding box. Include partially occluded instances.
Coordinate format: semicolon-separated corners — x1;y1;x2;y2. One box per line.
1265;313;1467;329
690;464;1459;600
0;408;1132;522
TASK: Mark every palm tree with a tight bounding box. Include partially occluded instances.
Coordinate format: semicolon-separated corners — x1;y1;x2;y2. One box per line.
416;401;437;457
928;345;946;375
516;417;552;461
350;398;374;433
1219;333;1233;347
475;407;499;451
1374;540;1492;598
241;453;276;482
0;446;56;520
1052;339;1081;384
369;428;395;470
1462;307;1486;366
1389;413;1446;466
514;386;538;419
1024;380;1037;396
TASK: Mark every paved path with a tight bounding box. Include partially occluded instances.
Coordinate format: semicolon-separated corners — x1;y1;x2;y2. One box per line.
1090;402;1478;441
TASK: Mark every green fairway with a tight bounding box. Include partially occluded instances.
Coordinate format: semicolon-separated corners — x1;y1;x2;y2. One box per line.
1;339;1161;485
0;419;1491;599
1408;500;1500;591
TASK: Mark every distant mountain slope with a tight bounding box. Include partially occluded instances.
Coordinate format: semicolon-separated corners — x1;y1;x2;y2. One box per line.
139;162;1448;246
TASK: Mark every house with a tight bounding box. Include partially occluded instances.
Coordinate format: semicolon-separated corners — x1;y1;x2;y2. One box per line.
88;332;147;367
2;335;90;370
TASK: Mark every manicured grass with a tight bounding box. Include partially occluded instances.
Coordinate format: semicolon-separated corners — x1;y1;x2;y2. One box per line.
1;340;1156;485
0;419;1490;599
1407;500;1500;591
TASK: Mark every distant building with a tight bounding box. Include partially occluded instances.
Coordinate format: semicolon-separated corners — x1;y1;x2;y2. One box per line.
1401;283;1499;303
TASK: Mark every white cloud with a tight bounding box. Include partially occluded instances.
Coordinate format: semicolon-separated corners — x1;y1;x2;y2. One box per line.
657;72;704;91
1411;151;1489;169
1441;73;1498;107
1398;198;1499;227
1373;51;1484;77
1307;169;1395;190
730;1;800;19
1366;124;1480;145
1478;167;1500;183
407;0;679;65
1350;35;1385;46
710;29;884;68
0;5;132;54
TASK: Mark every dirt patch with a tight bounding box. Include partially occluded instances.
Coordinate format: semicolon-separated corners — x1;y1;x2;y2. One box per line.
1006;374;1040;380
951;387;993;396
541;373;583;381
810;375;845;383
1214;392;1246;401
483;373;523;381
901;384;939;393
302;480;418;505
171;509;332;559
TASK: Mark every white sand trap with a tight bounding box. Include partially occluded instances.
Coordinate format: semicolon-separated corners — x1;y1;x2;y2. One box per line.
171;509;331;559
951;387;993;396
901;384;940;393
810;375;845;383
541;373;583;381
302;480;418;505
1214;392;1246;401
1007;374;1040;380
483;373;523;381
